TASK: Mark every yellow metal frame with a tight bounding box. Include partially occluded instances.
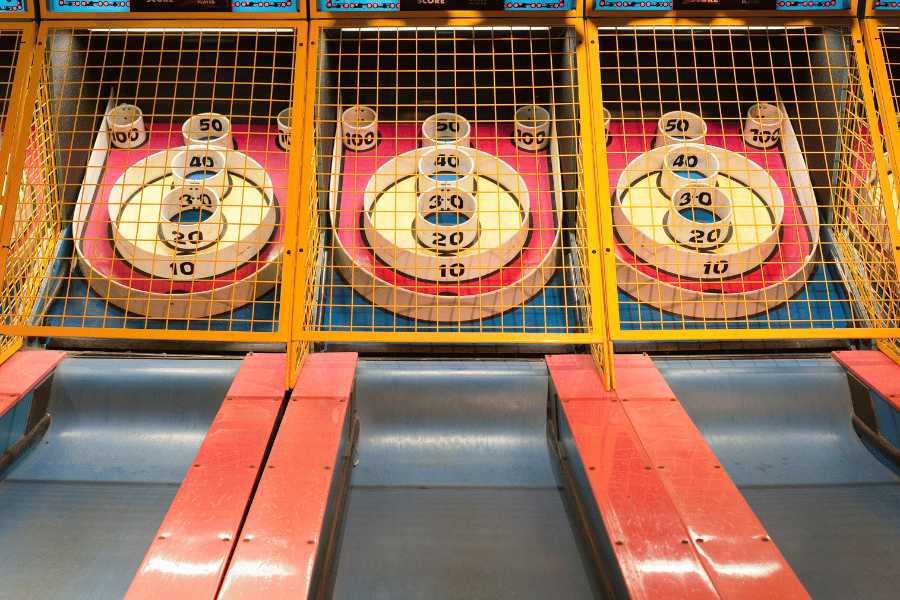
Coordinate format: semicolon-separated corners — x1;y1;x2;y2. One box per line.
863;18;900;363
0;22;35;365
291;18;611;388
588;17;900;342
37;0;306;21
0;20;307;349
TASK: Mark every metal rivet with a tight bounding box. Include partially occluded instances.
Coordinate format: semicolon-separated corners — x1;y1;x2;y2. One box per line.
307;540;315;545
589;466;595;470
223;536;231;542
696;538;704;543
681;540;688;544
268;465;275;469
324;465;331;470
249;465;256;468
714;465;721;469
762;537;770;542
644;466;651;470
622;398;629;402
658;465;664;469
615;541;624;546
194;464;201;468
243;536;252;542
670;398;677;402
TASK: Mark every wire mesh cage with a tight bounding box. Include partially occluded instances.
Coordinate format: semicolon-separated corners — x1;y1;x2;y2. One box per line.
863;20;900;361
591;21;900;341
292;21;610;383
0;23;303;346
0;24;33;364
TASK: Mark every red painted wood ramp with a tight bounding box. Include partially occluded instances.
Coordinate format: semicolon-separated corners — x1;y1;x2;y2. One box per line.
547;353;812;600
217;352;357;600
833;350;900;411
123;352;287;600
0;350;66;419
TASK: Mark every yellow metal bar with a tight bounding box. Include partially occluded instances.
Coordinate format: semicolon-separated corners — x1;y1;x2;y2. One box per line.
573;19;613;390
860;20;900;360
585;21;622;345
853;20;900;264
876;339;900;367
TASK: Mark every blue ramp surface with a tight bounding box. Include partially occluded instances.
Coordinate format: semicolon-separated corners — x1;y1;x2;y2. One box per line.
332;360;598;600
658;357;900;600
0;357;242;600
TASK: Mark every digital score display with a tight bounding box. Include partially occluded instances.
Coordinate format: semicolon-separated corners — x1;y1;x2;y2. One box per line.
0;0;26;11
324;0;573;10
52;0;297;12
594;0;848;8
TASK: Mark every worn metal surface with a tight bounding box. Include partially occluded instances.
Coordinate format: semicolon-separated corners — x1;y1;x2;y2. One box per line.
350;360;557;488
332;360;596;600
658;357;900;600
9;358;240;484
0;357;241;600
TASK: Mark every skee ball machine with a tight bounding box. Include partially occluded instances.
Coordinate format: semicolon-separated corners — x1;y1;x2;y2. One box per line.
294;4;608;373
0;4;306;354
583;0;900;598
0;1;313;598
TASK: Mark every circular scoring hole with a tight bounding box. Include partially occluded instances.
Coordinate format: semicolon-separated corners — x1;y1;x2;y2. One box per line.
669;185;733;249
416;145;476;193
158;185;225;256
182;112;231;149
108;103;142;127
661;144;720;198
422;112;471;147
171;146;229;199
654;111;706;148
414;188;479;251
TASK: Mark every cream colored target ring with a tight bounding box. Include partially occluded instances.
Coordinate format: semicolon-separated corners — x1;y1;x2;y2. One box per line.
108;147;278;281
362;147;530;283
614;145;785;281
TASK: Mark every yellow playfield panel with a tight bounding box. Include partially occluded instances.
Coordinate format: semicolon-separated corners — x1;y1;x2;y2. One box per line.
290;21;610;385
590;20;900;341
0;24;34;365
862;20;900;362
0;23;305;345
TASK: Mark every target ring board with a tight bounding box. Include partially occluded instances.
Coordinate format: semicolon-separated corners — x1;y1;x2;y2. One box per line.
607;107;829;323
328;108;563;325
71;103;288;321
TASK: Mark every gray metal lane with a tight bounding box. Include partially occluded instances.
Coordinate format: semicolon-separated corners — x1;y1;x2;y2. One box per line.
658;356;900;600
0;357;242;600
332;360;598;600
